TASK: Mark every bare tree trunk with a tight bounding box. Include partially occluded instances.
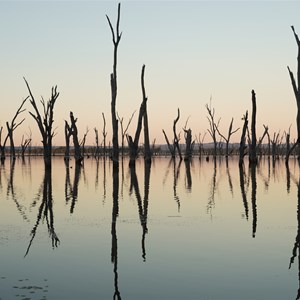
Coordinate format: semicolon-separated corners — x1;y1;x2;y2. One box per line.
249;90;257;165
142;66;151;164
117;111;135;158
69;112;83;165
184;128;192;161
127;65;148;167
286;26;300;164
106;3;122;167
24;78;59;169
94;127;100;157
162;129;175;157
173;108;182;161
206;101;220;158
64;120;72;161
102;113;107;157
239;111;248;166
6;97;28;160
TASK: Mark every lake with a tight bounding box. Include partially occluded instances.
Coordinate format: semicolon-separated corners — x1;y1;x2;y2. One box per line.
0;155;299;300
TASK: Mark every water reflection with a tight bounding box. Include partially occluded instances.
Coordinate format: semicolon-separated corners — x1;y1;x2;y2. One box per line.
239;163;249;220
129;162;151;261
111;164;121;300
184;160;192;191
25;167;60;257
207;158;217;214
250;164;257;238
65;161;82;214
7;159;29;222
173;159;181;212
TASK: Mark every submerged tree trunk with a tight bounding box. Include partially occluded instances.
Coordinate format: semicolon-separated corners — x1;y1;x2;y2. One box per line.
64;120;72;161
69;112;83;165
239;111;248;166
184;128;192;161
106;3;122;167
249;90;257;165
127;65;148;167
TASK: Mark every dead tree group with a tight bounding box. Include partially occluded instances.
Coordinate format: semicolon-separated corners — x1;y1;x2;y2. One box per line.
1;7;299;168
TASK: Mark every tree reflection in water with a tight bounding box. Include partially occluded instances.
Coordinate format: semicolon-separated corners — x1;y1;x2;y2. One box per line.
288;164;300;299
65;160;82;214
129;161;151;262
6;159;29;222
24;167;60;257
173;159;181;212
111;164;121;300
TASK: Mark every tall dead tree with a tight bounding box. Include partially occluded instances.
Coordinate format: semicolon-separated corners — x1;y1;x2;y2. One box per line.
69;112;83;165
142;66;151;164
6;97;28;159
216;118;239;157
206;102;220;158
127;65;148;167
64;120;72;161
286;26;300;164
173;108;182;160
239;111;248;165
162;108;182;159
24;78;59;169
249;90;257;165
94;127;100;157
80;127;89;157
106;3;122;166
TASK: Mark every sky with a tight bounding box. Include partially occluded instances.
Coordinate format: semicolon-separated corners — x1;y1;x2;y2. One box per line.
0;0;300;147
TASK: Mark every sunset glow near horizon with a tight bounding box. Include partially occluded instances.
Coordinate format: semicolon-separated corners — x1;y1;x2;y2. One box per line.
0;1;300;147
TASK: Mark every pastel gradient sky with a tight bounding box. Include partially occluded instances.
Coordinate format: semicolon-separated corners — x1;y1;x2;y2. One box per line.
0;0;300;147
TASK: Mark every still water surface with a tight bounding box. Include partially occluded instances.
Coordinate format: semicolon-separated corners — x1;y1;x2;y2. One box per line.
0;156;299;300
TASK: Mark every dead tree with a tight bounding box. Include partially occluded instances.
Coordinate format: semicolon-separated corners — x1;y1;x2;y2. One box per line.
183;128;192;161
24;78;59;169
94;127;100;157
20;135;31;159
239;111;248;165
216;118;239;157
173;108;182;160
257;125;269;157
0;126;9;163
162;129;175;157
106;3;122;166
127;65;148;167
271;132;280;159
141;66;151;164
162;108;182;159
117;111;135;157
249;90;257;165
206;101;220;158
285;125;292;159
6;97;28;159
102;113;107;157
69;112;83;165
80;127;89;157
64;120;72;161
286;26;300;164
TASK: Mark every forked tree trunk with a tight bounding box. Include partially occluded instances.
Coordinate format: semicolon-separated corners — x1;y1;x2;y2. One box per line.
24;78;59;169
127;65;148;167
106;3;122;167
